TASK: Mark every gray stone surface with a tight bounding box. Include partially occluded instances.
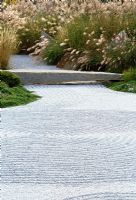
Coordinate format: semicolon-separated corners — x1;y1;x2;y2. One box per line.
8;55;122;84
9;70;121;84
1;84;136;199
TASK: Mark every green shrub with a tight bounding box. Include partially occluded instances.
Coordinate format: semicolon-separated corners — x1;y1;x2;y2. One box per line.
42;41;64;65
107;80;136;93
0;71;21;87
123;68;136;81
107;67;136;94
0;82;40;108
0;81;11;94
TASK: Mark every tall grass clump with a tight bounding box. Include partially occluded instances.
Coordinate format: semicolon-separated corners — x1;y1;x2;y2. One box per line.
42;41;64;65
0;27;19;70
18;13;59;53
1;0;136;72
64;15;89;50
53;12;125;71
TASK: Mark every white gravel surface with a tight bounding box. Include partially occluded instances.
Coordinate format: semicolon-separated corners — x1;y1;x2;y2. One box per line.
1;84;136;200
9;55;60;70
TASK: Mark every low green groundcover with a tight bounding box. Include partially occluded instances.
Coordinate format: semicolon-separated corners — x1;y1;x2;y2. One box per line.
0;81;39;108
107;80;136;93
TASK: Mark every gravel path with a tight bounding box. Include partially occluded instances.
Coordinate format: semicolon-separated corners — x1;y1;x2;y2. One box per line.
1;84;136;200
9;55;60;70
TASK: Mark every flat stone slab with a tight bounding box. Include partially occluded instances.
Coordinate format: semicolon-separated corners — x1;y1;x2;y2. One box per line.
7;55;122;84
8;69;122;84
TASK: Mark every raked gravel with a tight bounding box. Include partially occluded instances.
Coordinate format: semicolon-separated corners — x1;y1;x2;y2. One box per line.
1;84;136;200
9;55;60;71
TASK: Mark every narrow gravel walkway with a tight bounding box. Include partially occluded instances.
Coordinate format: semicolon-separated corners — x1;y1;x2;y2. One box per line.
1;84;136;200
9;55;60;70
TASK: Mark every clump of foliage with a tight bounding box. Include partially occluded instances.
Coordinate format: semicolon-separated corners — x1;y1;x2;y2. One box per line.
39;0;136;72
1;0;136;72
64;15;89;50
123;68;136;81
107;80;136;93
0;71;40;108
107;68;136;93
18;13;60;52
0;71;21;87
42;41;64;65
